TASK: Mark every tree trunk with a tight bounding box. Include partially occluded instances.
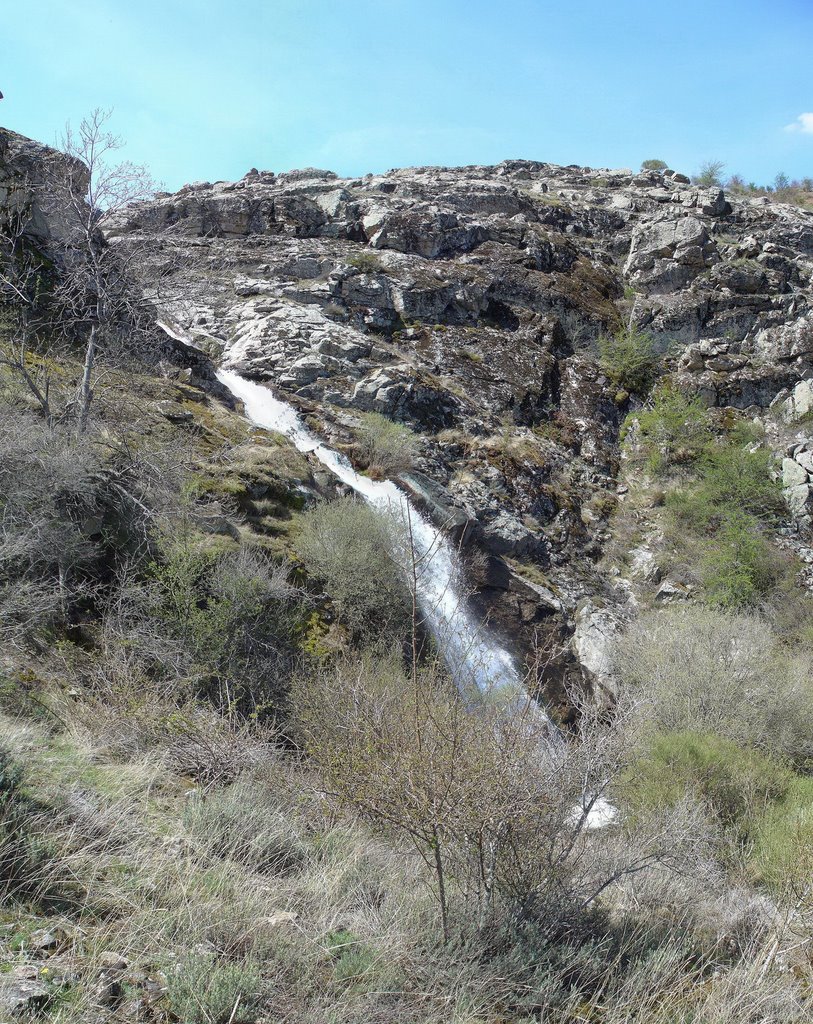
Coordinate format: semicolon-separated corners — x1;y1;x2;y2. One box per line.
77;323;97;434
432;829;450;943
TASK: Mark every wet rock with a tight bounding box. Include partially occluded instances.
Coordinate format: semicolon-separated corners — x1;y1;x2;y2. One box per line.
396;470;474;543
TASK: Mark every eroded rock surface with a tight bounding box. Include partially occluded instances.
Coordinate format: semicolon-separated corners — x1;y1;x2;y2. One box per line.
103;157;813;698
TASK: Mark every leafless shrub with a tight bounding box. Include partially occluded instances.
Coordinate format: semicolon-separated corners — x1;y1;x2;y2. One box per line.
615;604;813;764
164;716;279;787
0;409;103;642
294;651;706;944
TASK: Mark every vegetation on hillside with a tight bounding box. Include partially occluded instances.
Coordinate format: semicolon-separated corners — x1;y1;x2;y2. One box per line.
598;325;661;396
1;122;813;1024
639;156;813;209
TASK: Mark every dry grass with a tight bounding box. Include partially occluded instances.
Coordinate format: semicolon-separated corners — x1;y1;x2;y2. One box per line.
1;694;812;1023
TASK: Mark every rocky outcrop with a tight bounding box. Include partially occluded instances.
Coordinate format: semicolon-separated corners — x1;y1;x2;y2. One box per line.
624;216;719;292
0;127;88;244
776;380;813;526
105;156;813;695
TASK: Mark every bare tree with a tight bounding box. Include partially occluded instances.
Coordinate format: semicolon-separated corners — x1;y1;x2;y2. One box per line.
46;108;156;432
0;110;157;433
294;649;703;943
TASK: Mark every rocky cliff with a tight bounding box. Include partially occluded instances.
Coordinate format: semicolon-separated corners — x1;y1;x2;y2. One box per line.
101;156;813;702
0;127;88;244
4;130;813;1023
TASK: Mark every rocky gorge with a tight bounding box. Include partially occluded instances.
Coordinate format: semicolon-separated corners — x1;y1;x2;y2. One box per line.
98;151;813;704
6;121;813;1023
4;123;813;702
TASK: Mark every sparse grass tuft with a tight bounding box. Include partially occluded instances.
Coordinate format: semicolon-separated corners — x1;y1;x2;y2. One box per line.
164;951;263;1024
184;782;307;875
347;251;385;274
599;327;661;395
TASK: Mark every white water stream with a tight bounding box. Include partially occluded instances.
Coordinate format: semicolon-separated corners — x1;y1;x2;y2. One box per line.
216;368;529;705
216;369;615;827
156;315;614;827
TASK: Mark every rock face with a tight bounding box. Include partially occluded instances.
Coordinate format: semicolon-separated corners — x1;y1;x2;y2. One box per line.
776;381;813;526
0;976;50;1016
624;216;719;291
0;127;88;244
90;155;813;692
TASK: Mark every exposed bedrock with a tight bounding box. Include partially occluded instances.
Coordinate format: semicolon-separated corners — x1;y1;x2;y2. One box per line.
106;155;813;702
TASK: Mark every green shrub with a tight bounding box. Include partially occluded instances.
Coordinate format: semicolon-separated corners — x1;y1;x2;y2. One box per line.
295;496;410;639
325;928;379;992
0;670;51;722
629;385;712;475
164;952;262;1024
694;160;725;188
752;776;813;892
700;512;782;609
641;159;668;172
598;327;660;394
667;446;782;533
148;546;298;715
354;411;418;477
621;731;790;838
656;432;784;608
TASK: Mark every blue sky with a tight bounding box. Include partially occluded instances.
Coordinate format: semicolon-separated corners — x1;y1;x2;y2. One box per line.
2;0;812;191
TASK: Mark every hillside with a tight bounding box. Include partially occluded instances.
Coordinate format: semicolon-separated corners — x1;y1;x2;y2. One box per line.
2;125;813;1023
109;150;813;698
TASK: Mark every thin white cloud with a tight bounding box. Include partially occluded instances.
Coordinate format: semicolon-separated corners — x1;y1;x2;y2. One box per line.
784;113;813;134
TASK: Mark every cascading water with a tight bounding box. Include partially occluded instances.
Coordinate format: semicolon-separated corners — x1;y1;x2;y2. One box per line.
160;329;616;827
215;364;614;827
216;368;530;706
217;368;616;828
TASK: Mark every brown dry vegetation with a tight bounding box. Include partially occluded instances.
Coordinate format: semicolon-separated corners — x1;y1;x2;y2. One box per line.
1;354;813;1024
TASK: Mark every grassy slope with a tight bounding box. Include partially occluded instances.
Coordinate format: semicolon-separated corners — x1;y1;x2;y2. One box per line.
2;349;813;1022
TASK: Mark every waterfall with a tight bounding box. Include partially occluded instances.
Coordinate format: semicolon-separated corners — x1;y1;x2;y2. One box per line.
216;368;528;704
157;324;614;828
219;369;616;828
